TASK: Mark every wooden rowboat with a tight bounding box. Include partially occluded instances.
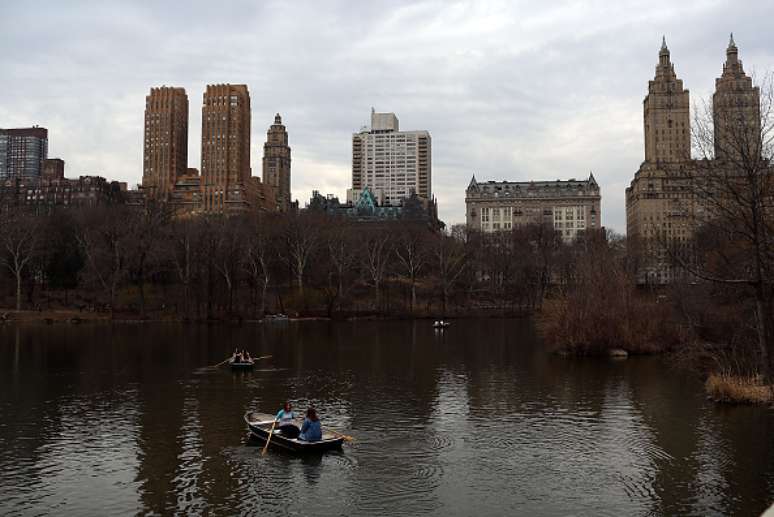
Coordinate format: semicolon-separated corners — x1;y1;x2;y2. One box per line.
243;411;345;453
230;359;255;370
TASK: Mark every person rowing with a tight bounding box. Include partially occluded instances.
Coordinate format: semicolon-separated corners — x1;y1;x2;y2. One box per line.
299;407;322;442
275;402;300;439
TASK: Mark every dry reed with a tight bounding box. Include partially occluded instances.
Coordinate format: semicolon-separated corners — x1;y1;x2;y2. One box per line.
705;373;773;404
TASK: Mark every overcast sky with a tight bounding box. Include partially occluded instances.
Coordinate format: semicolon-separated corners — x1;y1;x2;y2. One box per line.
2;1;773;232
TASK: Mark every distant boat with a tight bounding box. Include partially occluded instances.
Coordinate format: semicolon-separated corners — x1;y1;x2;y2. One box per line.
243;411;345;453
229;358;255;370
265;313;289;321
433;320;451;329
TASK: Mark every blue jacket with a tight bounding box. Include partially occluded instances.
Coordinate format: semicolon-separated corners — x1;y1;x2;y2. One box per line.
299;418;322;442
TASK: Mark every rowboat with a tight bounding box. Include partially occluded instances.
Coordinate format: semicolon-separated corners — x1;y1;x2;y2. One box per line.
230;359;255;370
433;320;451;329
243;411;345;452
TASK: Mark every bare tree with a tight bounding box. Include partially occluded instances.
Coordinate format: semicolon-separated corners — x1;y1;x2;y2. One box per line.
282;214;318;295
0;212;39;310
243;216;274;318
449;223;468;243
668;73;774;382
324;223;356;315
169;218;196;317
194;216;220;320
540;229;677;355
361;228;392;310
76;206;131;318
395;226;428;313
432;232;467;315
212;216;243;315
125;201;171;318
521;223;562;309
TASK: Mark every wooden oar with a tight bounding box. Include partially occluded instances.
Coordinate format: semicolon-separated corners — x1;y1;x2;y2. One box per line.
212;356;234;368
328;429;355;442
262;419;278;455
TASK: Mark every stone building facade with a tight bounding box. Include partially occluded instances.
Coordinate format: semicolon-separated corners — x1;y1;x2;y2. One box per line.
142;87;189;199
351;109;431;206
200;84;252;213
465;174;601;242
42;158;65;180
626;36;760;283
713;35;761;161
262;114;291;211
0;158;123;213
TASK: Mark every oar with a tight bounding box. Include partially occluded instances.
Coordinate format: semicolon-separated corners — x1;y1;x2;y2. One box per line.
328;429;355;442
212;356;233;368
262;419;278;455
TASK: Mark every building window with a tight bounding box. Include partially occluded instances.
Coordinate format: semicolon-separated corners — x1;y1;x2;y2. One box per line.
481;207;491;232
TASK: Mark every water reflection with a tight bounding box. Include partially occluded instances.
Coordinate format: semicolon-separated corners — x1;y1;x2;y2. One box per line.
0;320;772;516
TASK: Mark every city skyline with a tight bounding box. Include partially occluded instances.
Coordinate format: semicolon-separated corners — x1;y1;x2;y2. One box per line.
3;1;774;231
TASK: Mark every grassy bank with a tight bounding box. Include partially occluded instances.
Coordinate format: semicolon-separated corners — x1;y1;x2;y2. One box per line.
705;373;773;405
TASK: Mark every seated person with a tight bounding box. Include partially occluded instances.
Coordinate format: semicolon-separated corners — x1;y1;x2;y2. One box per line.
299;407;322;442
275;402;300;439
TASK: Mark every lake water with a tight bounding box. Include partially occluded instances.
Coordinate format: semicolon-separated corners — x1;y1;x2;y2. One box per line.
0;319;772;516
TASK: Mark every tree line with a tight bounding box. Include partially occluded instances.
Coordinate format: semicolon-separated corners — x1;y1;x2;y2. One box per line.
0;204;595;320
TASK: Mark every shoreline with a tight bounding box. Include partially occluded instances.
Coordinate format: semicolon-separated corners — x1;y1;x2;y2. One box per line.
0;308;531;325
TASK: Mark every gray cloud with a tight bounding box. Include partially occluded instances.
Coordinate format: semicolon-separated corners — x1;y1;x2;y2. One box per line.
2;0;773;232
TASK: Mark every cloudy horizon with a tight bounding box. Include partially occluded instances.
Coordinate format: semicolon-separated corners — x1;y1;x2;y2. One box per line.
2;0;773;232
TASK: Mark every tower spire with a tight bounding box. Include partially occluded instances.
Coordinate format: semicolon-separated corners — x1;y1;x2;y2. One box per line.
724;32;739;68
658;35;671;68
645;34;690;163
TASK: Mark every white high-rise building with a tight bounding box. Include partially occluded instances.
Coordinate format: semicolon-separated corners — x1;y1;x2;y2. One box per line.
351;109;431;206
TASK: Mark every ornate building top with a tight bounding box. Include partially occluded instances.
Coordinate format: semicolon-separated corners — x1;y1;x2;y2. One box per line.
466;174;599;199
644;36;691;163
716;33;753;88
653;36;679;85
263;113;291;211
713;34;760;159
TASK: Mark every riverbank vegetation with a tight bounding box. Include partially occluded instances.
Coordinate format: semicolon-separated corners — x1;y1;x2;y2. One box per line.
705;373;773;404
0;206;569;321
537;231;686;356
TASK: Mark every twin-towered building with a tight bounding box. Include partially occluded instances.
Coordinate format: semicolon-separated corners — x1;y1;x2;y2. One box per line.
625;35;760;283
142;84;291;215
